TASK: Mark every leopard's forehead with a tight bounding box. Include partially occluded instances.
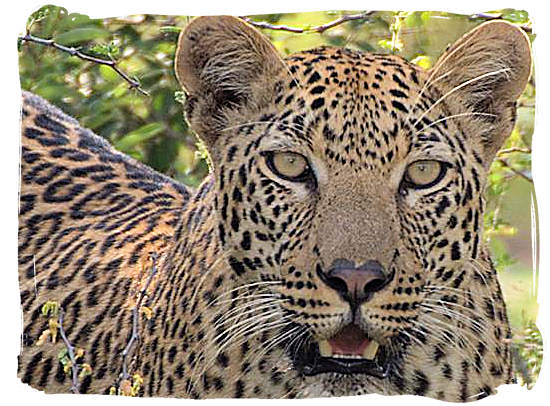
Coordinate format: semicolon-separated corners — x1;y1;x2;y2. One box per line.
249;46;456;175
285;46;423;92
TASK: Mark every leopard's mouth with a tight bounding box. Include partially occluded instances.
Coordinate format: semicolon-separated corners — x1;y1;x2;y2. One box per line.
291;324;391;378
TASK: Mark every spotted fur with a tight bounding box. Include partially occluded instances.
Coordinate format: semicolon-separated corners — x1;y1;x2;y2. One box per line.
18;16;531;401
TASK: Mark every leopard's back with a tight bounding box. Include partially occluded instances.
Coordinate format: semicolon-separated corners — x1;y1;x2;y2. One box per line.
18;91;190;393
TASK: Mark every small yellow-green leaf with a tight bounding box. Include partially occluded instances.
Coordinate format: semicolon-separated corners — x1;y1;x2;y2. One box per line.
410;55;433;70
99;65;118;82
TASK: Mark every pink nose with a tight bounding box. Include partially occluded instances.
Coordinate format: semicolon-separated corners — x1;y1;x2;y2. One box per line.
318;259;390;304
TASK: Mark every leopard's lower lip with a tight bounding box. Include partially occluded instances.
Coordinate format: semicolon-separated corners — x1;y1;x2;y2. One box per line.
301;355;390;377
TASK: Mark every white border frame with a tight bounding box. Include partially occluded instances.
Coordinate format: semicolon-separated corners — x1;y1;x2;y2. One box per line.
1;1;547;405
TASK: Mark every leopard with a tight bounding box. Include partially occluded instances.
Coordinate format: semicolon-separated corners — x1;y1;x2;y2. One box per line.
18;15;532;401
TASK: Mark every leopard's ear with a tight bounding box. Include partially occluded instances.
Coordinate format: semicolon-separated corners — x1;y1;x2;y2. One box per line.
431;20;532;164
175;16;283;140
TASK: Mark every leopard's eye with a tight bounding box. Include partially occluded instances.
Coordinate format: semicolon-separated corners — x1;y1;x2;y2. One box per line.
265;151;311;181
403;160;447;189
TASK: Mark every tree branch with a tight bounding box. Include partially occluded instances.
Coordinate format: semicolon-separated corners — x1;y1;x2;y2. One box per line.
240;11;375;34
121;252;159;381
497;147;531;156
18;33;149;96
469;13;532;33
58;309;80;394
496;157;533;183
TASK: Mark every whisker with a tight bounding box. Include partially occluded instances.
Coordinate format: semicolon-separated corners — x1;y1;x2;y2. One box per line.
412;68;511;130
413;112;497;137
211;280;282;303
211;300;287;330
420;303;485;333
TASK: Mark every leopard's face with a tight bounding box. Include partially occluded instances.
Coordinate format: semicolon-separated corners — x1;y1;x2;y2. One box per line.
176;16;530;397
207;47;489;386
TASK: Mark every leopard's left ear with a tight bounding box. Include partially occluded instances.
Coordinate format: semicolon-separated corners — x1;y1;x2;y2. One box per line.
431;20;532;164
175;16;284;143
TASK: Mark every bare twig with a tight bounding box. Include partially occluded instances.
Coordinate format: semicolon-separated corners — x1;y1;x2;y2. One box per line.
240;11;375;34
58;309;80;394
496;158;533;183
497;147;532;156
121;252;159;381
469;13;532;33
18;33;149;96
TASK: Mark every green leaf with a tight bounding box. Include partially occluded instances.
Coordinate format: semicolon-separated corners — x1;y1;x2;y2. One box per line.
114;123;165;152
160;26;181;33
502;9;530;24
57;347;68;362
98;64;119;82
54;27;110;45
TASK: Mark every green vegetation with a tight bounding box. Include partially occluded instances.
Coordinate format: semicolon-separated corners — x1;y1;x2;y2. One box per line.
18;5;540;388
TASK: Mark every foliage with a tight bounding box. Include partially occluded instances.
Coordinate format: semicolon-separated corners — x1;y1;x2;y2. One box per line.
37;301;92;393
513;321;543;389
19;5;539;388
20;6;206;186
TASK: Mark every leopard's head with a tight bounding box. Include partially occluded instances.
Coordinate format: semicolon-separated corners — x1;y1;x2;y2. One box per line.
175;16;531;396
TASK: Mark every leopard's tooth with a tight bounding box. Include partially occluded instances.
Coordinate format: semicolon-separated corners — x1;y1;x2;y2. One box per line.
318;340;332;357
362;341;380;360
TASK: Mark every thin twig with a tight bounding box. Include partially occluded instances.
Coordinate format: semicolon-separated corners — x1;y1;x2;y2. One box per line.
58;309;80;394
497;147;531;156
240;11;375;34
121;252;159;381
18;33;149;96
496;157;533;183
469;13;532;33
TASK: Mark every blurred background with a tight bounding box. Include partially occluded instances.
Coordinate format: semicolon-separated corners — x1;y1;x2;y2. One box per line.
18;5;540;387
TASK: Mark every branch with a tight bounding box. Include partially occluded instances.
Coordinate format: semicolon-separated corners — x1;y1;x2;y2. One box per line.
497;147;531;156
58;309;80;394
496;157;533;183
18;33;149;96
240;11;375;34
469;13;532;33
121;252;159;381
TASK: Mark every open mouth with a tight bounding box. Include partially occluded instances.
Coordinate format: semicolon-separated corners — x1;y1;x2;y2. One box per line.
292;324;391;378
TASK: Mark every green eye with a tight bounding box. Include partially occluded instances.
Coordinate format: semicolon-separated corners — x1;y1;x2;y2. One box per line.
404;160;447;188
265;151;312;181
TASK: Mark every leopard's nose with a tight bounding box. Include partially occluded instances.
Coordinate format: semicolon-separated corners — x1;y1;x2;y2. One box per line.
317;259;393;305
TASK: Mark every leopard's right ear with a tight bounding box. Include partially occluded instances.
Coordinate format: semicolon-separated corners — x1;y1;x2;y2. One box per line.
175;16;284;140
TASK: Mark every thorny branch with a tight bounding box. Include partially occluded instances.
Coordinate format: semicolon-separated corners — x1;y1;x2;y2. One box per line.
121;252;159;381
18;33;149;96
240;11;375;34
58;309;80;394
